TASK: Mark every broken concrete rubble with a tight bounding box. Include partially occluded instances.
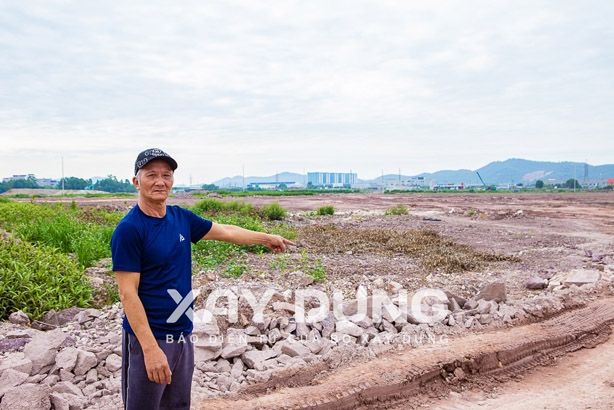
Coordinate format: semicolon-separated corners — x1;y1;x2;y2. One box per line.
0;272;610;409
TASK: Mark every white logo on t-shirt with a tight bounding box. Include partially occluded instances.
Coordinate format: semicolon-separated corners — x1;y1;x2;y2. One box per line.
179;234;185;242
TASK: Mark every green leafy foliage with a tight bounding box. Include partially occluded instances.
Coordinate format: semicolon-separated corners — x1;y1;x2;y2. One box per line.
258;201;287;220
316;205;335;216
0;237;92;320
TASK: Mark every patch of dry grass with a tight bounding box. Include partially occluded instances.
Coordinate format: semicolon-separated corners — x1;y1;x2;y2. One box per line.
297;225;519;273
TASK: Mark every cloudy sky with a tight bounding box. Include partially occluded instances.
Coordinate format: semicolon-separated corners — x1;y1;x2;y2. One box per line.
1;1;612;185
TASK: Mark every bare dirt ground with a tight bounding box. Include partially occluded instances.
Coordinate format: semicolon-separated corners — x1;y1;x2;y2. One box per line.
10;190;614;409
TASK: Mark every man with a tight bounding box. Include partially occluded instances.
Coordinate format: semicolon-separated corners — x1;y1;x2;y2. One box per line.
111;148;294;410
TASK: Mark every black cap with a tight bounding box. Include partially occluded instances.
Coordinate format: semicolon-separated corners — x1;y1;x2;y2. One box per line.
134;148;178;175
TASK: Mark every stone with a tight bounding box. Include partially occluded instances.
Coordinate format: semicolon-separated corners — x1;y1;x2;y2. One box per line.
192;310;220;337
73;350;98;376
51;380;84;397
76;308;102;324
320;313;336;339
387;281;403;294
0;354;33;377
105;353;122;373
349;314;373;329
477;300;495;315
0;383;50;410
8;310;30;326
335;319;365;337
55;347;79;372
23;328;68;375
444;291;467;310
230;359;244;379
267;328;283;345
463;299;478;310
565;269;601;286
526;276;548;290
278;340;312;357
0;368;29;398
295;322;311;339
214;358;232;373
475;282;507;303
220;328;248;359
241;349;278;370
288;270;314;286
49;393;70;410
220;344;248;360
195;347;221;363
478;314;493;325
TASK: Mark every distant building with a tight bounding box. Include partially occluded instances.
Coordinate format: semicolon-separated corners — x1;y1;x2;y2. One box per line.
2;174;32;182
383;176;427;190
308;172;357;188
246;181;303;190
36;178;60;187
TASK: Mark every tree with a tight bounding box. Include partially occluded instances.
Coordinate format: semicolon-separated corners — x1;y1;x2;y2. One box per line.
10;177;38;189
201;184;219;191
564;179;582;190
93;175;137;193
535;180;544;189
57;177;91;190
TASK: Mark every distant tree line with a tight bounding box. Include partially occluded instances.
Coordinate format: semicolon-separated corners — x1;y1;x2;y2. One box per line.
534;178;583;190
0;175;136;194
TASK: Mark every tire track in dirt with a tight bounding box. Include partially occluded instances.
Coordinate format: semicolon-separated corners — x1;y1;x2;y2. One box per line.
197;298;614;410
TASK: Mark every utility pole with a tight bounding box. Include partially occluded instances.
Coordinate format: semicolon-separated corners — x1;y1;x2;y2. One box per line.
61;156;65;194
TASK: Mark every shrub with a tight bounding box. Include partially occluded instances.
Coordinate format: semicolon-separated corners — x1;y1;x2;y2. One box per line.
258;201;287;220
316;205;335;216
191;198;225;214
191;198;254;216
385;204;409;215
0;237;92;320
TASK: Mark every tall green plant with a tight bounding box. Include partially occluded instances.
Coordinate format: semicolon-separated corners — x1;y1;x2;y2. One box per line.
0;237;92;320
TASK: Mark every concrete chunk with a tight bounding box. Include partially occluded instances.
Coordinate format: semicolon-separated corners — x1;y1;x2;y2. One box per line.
73;350;98;376
23;328;68;375
0;383;50;410
0;368;29;399
565;269;600;286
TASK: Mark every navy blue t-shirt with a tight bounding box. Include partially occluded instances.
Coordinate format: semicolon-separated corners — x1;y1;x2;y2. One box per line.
111;205;212;338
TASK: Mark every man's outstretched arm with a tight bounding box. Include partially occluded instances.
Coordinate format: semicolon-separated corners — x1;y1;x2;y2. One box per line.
202;222;294;253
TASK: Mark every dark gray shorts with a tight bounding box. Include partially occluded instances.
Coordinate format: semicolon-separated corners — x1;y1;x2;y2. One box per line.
122;331;194;410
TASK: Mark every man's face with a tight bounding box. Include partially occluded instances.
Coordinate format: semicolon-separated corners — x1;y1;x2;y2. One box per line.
134;159;174;202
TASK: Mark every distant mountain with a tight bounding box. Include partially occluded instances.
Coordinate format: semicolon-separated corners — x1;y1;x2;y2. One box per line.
474;159;614;185
364;159;614;186
211;159;614;188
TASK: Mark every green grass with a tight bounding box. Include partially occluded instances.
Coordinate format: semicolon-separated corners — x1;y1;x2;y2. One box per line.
0;201;122;267
0;237;92;319
0;198;297;318
190;210;296;277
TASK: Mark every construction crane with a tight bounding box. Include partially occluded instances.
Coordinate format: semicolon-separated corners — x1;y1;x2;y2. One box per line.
476;172;495;191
